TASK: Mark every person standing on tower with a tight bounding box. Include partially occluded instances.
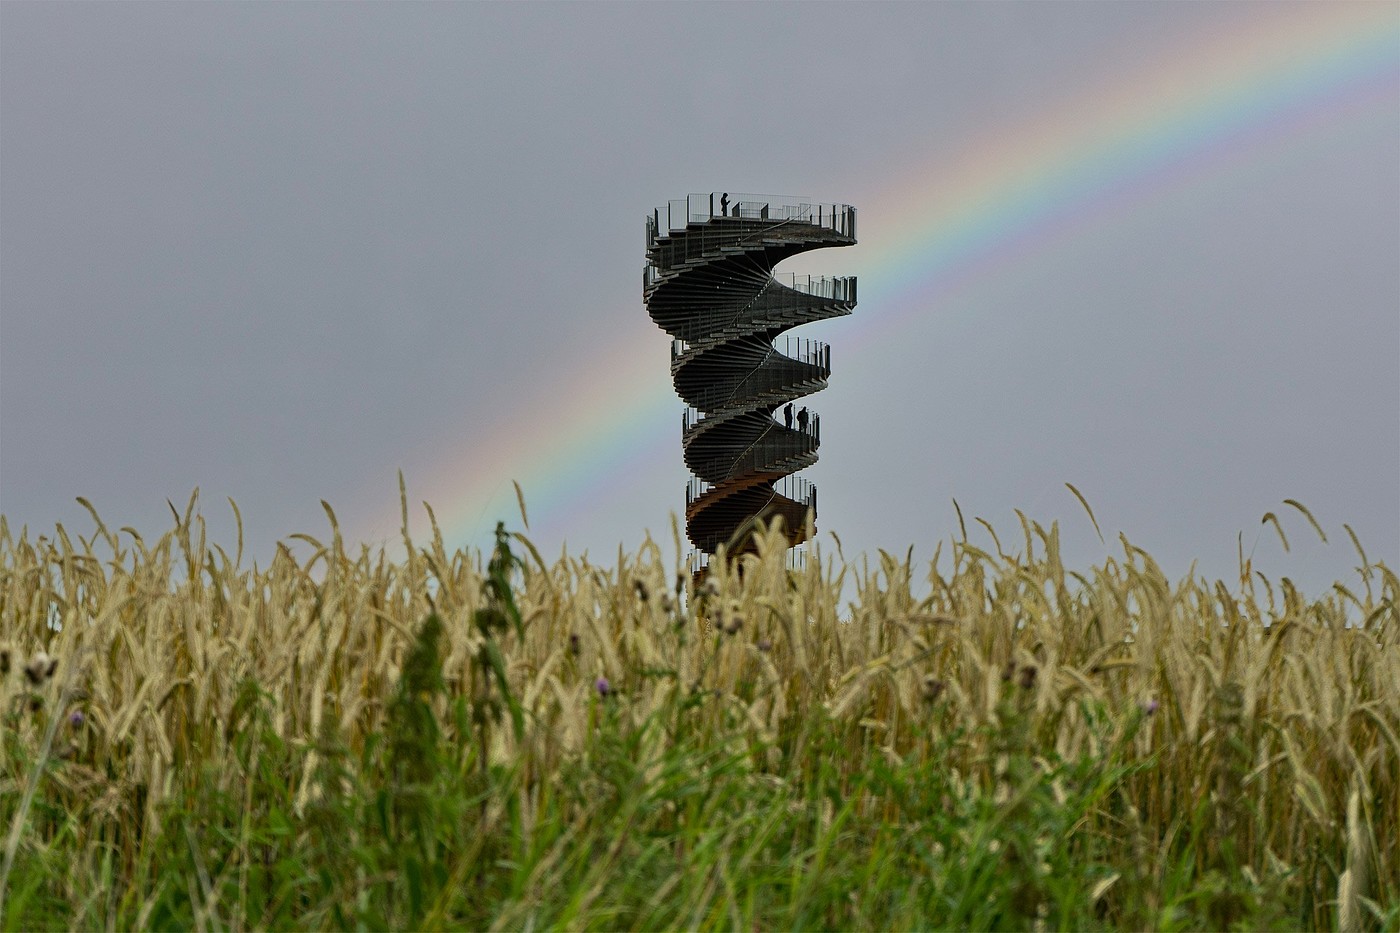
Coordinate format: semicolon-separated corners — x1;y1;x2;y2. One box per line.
719;193;729;216
797;407;809;434
784;403;794;430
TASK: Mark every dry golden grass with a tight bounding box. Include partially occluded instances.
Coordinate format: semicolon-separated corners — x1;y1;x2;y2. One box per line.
1;492;1396;928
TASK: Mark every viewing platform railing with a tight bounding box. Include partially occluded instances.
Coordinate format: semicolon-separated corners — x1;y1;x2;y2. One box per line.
647;192;856;248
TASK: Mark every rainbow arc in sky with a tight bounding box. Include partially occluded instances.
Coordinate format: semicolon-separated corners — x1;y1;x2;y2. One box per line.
373;3;1399;551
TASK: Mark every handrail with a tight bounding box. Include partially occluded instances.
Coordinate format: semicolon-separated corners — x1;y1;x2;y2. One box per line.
682;381;824;435
687;432;818;483
725;341;779;407
683;355;829;413
704;334;827;411
692;250;837;351
645;228;854;279
686;473;816;510
651;274;855;342
774;273;856;303
724;276;853;337
723;421;778;478
750;474;816;527
646;194;856;252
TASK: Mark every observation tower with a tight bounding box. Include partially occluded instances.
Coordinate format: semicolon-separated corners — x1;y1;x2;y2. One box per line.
644;193;856;567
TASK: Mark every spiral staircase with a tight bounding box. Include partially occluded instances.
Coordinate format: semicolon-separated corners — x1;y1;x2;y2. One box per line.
644;193;856;562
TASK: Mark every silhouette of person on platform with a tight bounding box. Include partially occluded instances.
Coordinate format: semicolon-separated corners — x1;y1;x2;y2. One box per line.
797;407;809;433
783;403;793;430
719;193;729;216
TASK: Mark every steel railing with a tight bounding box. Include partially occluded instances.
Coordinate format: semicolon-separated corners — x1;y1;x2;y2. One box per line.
687;442;815;485
775;273;857;303
682;358;828;413
650;270;854;324
675;334;828;369
687;426;817;482
686;473;816;510
646;193;856;249
682;403;821;442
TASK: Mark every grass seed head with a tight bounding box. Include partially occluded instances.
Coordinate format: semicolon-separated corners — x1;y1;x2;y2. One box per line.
24;651;56;685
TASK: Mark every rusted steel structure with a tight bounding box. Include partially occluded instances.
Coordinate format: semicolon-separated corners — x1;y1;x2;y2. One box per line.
644;193;856;563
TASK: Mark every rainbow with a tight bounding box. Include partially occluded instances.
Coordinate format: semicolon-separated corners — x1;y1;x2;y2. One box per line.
372;3;1399;552
849;4;1399;353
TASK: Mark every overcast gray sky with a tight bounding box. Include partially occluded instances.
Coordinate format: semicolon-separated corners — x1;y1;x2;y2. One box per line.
2;2;1396;593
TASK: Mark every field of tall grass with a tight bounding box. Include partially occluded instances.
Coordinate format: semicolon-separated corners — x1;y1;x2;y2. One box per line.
1;491;1396;931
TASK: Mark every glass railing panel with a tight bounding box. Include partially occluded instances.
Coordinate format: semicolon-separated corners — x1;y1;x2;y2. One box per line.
650;195;855;241
668;199;688;233
771;274;856;301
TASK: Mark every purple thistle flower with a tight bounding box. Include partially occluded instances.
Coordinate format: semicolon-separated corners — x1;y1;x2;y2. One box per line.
68;710;85;728
595;677;611;697
1142;698;1159;716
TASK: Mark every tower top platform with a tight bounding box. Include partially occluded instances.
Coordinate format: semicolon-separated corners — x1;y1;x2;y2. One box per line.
646;193;855;246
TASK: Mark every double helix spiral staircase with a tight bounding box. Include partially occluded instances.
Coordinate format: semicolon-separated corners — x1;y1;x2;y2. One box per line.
644;193;857;563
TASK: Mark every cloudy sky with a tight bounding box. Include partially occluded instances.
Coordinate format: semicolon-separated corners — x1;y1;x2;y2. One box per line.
2;2;1396;593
